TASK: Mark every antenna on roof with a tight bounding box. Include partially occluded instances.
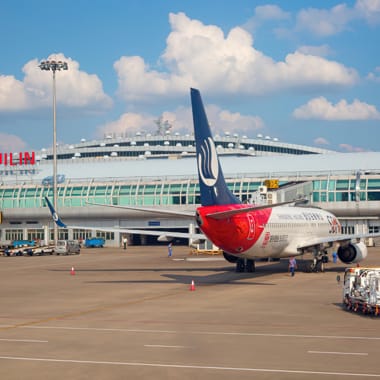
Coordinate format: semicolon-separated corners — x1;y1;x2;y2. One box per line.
154;116;172;136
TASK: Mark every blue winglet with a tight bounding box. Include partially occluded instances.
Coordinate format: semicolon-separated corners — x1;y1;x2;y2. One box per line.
44;196;67;228
191;88;240;206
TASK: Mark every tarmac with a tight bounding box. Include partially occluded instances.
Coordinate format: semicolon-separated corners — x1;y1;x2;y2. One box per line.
1;245;380;380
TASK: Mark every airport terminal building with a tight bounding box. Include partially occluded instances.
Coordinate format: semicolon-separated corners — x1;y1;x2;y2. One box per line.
0;133;379;247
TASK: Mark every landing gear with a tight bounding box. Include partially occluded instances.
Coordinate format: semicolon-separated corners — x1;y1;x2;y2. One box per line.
246;259;255;273
305;249;329;272
236;258;255;273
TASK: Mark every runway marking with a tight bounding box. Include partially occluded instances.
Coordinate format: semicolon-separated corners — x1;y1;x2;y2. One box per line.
185;258;225;262
144;344;189;349
0;355;379;377
308;351;368;356
22;326;380;341
0;338;48;343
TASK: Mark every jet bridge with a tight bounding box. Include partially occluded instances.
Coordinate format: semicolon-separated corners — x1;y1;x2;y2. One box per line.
251;181;313;205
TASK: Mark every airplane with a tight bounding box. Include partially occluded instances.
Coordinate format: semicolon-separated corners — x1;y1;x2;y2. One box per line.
45;88;380;273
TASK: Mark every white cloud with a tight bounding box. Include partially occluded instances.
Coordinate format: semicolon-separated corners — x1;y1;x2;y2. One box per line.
355;0;380;25
293;97;380;120
0;133;27;151
296;4;354;37
97;112;156;137
0;75;30;110
254;4;291;21
367;66;380;82
339;143;367;152
114;12;358;102
0;53;112;112
205;105;264;135
98;104;264;137
241;5;291;35
295;1;380;37
296;44;333;57
314;137;330;145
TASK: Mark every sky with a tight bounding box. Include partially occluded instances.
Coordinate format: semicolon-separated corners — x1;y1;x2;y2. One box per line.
0;0;379;153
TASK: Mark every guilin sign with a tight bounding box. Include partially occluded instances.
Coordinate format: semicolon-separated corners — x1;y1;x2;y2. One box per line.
0;152;36;166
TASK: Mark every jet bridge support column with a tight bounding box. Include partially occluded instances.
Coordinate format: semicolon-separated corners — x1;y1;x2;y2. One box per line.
44;225;49;246
189;223;196;246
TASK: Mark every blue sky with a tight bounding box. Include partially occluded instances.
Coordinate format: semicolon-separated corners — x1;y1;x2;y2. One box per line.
0;0;379;153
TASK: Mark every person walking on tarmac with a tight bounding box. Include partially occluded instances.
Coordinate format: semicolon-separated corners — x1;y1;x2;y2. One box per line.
167;242;173;257
288;256;297;277
123;237;128;250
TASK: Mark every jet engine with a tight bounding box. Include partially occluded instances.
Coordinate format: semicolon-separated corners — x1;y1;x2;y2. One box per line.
337;242;368;264
223;251;238;263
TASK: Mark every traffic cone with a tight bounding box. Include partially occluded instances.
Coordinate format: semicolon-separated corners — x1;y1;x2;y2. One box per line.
190;279;195;291
70;266;75;275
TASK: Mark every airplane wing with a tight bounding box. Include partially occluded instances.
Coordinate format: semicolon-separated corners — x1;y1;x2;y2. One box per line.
45;197;205;243
85;201;195;218
292;232;380;251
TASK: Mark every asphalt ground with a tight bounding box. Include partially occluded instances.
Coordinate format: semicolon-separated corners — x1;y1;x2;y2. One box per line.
1;245;380;380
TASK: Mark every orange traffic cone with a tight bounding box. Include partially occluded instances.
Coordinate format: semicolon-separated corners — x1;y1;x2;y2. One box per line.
190;279;196;291
70;266;76;275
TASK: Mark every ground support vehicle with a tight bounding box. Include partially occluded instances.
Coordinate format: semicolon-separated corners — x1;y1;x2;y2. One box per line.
84;237;105;248
342;267;380;315
30;246;55;255
12;240;36;248
1;244;55;256
55;240;81;255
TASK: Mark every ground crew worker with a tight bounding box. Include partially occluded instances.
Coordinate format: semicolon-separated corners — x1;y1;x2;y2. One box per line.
288;256;297;277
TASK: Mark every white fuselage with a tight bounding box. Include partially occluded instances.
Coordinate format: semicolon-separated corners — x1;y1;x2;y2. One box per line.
245;206;340;259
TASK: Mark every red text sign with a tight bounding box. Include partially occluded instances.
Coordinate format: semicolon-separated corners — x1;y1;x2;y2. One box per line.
0;152;36;166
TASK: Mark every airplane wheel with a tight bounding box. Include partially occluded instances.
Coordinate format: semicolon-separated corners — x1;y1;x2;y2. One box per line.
246;259;255;273
236;259;245;273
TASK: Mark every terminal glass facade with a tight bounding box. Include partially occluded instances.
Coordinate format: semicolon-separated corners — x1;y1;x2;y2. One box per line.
0;177;380;210
0;179;262;209
312;178;380;203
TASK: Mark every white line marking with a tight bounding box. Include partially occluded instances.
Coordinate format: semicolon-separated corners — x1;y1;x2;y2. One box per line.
144;345;188;349
308;351;368;356
185;258;225;262
0;338;48;343
23;326;380;341
0;356;379;377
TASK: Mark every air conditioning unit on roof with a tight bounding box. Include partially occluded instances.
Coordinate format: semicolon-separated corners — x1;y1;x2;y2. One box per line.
259;186;267;194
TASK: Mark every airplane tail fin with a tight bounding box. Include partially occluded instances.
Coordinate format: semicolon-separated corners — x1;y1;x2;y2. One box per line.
191;88;241;206
45;196;67;228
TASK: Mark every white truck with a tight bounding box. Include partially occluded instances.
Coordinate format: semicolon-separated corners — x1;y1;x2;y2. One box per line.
55;240;81;255
342;267;380;315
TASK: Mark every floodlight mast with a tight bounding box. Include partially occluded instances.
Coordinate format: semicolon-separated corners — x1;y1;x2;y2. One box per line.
38;60;68;246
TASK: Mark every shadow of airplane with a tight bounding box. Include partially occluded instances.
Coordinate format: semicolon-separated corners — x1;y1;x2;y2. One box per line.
78;261;288;286
85;270;277;286
49;259;352;286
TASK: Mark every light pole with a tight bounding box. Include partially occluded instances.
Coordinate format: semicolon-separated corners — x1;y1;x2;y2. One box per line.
39;60;68;245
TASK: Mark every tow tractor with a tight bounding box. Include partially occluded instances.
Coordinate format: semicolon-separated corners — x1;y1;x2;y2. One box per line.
342;267;380;316
1;241;55;256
